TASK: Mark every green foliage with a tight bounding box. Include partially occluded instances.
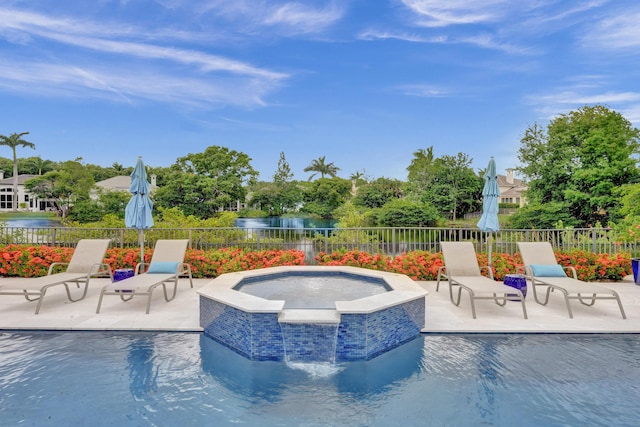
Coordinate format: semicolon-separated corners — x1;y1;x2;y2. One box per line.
406;148;482;220
25;160;95;218
375;199;441;227
153;145;258;218
505;202;580;229
518;105;640;227
353;177;405;209
304;156;340;180
314;201;379;250
301;177;351;218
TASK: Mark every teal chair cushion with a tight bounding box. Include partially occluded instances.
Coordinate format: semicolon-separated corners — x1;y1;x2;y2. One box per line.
530;264;567;277
147;261;180;274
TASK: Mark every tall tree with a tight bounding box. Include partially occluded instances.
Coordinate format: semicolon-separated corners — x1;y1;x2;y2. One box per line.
425;153;482;220
302;177;351;218
0;132;36;211
304;156;340;180
353;177;404;209
406;146;436;195
518;105;640;226
22;156;54;175
250;153;302;215
25;160;94;218
154;145;258;218
273;152;293;184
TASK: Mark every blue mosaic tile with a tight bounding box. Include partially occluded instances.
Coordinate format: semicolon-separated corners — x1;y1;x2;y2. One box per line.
200;291;425;362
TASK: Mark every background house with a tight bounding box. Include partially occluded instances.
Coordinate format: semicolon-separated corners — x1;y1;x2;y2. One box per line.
497;168;527;207
94;174;158;195
0;171;51;212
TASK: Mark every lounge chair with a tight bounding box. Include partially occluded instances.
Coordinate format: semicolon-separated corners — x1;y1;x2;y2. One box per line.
96;239;193;314
0;239;112;314
517;242;626;319
439;242;527;319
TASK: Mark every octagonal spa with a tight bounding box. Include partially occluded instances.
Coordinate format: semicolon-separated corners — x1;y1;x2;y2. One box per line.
198;266;427;362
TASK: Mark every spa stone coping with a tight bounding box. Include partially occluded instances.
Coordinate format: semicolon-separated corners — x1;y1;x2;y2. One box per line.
197;266;428;318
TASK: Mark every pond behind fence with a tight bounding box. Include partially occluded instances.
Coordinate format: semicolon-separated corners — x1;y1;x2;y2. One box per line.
0;226;637;264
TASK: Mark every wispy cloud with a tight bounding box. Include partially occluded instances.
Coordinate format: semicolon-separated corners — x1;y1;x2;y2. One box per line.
358;29;447;43
581;11;640;50
395;84;450;98
0;57;278;108
400;0;512;28
194;0;345;36
526;78;640;126
358;28;526;54
0;6;288;108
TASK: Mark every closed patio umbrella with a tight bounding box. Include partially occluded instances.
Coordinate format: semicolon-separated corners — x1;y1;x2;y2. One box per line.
477;157;500;267
125;156;154;263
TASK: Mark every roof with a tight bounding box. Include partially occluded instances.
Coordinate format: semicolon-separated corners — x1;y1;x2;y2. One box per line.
95;176;157;192
0;174;38;185
496;174;525;187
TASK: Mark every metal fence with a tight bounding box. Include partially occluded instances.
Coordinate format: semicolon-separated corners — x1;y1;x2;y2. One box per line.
1;226;637;263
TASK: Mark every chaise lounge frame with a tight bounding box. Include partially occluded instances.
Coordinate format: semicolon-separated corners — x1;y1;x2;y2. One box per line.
0;239;112;314
96;239;193;314
440;241;527;319
517;242;626;319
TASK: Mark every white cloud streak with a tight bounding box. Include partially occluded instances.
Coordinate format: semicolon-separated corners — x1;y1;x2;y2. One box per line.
400;0;512;27
0;6;289;108
581;11;640;50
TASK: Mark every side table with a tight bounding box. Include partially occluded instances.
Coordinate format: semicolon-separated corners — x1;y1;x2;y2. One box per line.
113;268;135;282
504;274;527;298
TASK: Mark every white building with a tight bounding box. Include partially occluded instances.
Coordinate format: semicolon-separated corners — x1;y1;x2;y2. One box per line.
497;168;527;207
0;171;51;212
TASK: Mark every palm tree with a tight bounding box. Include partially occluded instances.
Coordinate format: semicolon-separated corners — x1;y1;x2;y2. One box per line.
23;156;54;175
304;156;340;181
0;132;36;211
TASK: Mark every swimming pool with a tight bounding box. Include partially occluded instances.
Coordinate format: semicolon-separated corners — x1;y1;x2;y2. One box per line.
1;332;638;426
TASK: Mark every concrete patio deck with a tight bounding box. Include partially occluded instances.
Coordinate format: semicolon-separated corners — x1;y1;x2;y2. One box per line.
0;276;638;333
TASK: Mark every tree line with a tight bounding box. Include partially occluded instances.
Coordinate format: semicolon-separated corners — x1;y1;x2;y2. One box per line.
2;105;639;234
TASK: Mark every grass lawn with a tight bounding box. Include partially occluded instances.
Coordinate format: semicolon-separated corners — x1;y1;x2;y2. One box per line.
0;212;58;220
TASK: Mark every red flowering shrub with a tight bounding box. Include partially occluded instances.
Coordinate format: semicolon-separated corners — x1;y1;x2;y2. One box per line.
0;245;631;281
316;249;631;282
0;245;306;278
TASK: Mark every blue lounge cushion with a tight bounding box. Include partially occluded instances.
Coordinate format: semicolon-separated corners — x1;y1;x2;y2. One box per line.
530;264;567;277
147;261;180;274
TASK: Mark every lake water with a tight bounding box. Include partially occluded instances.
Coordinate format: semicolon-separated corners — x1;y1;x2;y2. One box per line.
2;217;333;229
235;217;337;229
2;218;61;227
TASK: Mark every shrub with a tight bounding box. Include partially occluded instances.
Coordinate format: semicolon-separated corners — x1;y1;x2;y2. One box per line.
0;245;306;278
317;249;631;282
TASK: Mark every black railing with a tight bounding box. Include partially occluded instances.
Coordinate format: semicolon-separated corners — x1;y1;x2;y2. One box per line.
1;226;637;263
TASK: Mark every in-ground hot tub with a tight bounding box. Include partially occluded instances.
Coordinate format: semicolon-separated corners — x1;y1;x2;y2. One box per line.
198;266;427;362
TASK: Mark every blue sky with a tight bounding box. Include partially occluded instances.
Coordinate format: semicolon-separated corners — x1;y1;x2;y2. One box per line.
1;1;639;181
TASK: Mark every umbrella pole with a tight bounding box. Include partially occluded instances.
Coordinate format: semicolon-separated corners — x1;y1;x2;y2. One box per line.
487;233;493;268
138;229;144;265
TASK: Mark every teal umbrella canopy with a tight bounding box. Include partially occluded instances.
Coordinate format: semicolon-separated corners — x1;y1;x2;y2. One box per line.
125;157;154;262
125;157;154;230
477;157;500;232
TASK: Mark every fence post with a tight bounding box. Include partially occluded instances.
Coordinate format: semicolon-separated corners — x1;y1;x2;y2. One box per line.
391;228;396;255
323;229;328;254
592;228;597;253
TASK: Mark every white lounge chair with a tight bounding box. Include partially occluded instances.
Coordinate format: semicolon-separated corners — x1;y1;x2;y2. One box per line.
96;239;193;314
440;242;527;319
517;242;626;319
0;239;112;314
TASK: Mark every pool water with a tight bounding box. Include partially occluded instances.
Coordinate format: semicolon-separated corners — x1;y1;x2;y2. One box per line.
1;332;638;426
235;274;389;309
